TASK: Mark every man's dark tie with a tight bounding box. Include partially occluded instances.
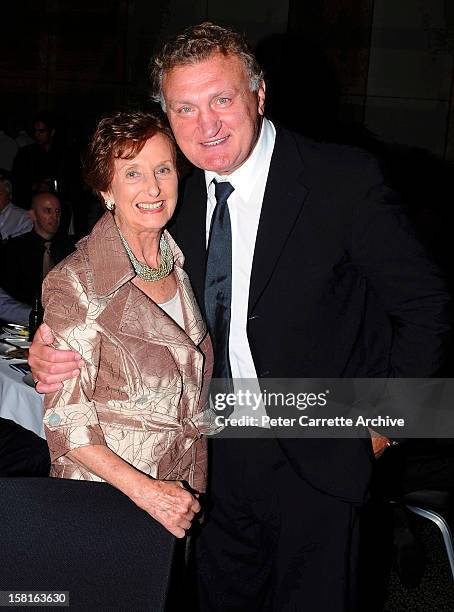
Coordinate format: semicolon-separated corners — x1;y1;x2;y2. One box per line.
204;180;234;385
42;241;54;278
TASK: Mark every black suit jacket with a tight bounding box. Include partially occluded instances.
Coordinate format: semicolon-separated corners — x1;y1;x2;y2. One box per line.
0;230;75;305
170;125;451;503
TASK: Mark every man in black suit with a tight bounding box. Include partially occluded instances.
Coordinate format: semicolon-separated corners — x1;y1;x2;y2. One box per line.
28;22;451;611
0;192;74;307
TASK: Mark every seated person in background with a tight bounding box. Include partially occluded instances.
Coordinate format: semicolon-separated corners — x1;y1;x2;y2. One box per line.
0;174;33;241
0;417;50;477
33;176;74;237
0;193;74;307
0;287;30;324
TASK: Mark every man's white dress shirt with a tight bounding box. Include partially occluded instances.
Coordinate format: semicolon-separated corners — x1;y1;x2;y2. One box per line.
205;119;276;421
0;203;33;240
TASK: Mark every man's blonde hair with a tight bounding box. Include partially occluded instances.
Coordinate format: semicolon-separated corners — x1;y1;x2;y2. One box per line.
150;22;264;111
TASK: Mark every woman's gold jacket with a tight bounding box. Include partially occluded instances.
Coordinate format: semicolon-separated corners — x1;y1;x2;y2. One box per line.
43;212;213;492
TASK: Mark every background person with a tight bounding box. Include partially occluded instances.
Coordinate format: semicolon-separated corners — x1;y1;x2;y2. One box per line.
41;110;213;539
11;111;81;211
12;111;58;208
0;287;30;324
0;120;18;172
0;192;74;307
0;174;32;241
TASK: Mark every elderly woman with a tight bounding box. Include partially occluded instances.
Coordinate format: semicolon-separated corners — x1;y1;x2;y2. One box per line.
42;111;213;538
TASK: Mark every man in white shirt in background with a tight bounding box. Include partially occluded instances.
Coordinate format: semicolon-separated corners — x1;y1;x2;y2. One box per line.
0;287;30;324
0;175;32;241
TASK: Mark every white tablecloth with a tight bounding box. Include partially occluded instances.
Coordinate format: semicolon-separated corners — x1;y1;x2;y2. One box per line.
0;359;44;438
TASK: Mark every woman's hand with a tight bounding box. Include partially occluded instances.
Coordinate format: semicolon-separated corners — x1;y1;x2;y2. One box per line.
67;444;200;538
133;479;201;538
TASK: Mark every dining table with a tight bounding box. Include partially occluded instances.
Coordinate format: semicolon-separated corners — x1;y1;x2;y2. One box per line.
0;331;44;439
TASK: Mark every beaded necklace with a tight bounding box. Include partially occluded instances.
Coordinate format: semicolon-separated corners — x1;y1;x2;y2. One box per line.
117;227;173;282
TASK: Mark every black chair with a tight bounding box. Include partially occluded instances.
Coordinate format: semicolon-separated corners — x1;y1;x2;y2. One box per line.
392;489;454;580
0;478;176;610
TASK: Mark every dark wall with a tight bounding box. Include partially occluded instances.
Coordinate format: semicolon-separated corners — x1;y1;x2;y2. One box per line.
2;1;454;162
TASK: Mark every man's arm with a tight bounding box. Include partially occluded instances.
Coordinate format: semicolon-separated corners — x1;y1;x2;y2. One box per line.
353;157;451;376
28;322;84;393
0;287;31;324
9;208;33;239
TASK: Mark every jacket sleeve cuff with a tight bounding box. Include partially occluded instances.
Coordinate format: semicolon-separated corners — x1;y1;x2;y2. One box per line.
44;402;107;461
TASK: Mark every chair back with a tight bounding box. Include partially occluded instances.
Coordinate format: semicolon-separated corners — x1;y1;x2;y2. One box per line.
0;478;175;610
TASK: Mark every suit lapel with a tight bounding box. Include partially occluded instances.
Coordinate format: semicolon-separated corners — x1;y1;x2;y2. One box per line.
171;169;207;310
172;129;309;316
174;266;208;346
166;230;208;347
248;127;309;314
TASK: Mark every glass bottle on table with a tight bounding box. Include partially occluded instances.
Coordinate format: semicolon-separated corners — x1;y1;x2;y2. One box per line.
28;293;44;341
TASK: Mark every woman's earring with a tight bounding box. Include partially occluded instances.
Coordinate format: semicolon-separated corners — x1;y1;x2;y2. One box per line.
105;199;115;211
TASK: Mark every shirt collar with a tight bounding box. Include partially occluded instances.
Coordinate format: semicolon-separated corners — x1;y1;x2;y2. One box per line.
204;117;275;201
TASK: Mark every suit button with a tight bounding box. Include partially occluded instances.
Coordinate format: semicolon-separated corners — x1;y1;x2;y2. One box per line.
248;314;260;321
260;370;271;377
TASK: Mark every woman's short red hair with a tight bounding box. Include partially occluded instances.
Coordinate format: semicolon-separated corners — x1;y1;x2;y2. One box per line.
84;110;177;197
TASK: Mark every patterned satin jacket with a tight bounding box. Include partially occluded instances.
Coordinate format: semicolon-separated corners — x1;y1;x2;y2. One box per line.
43;212;214;492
